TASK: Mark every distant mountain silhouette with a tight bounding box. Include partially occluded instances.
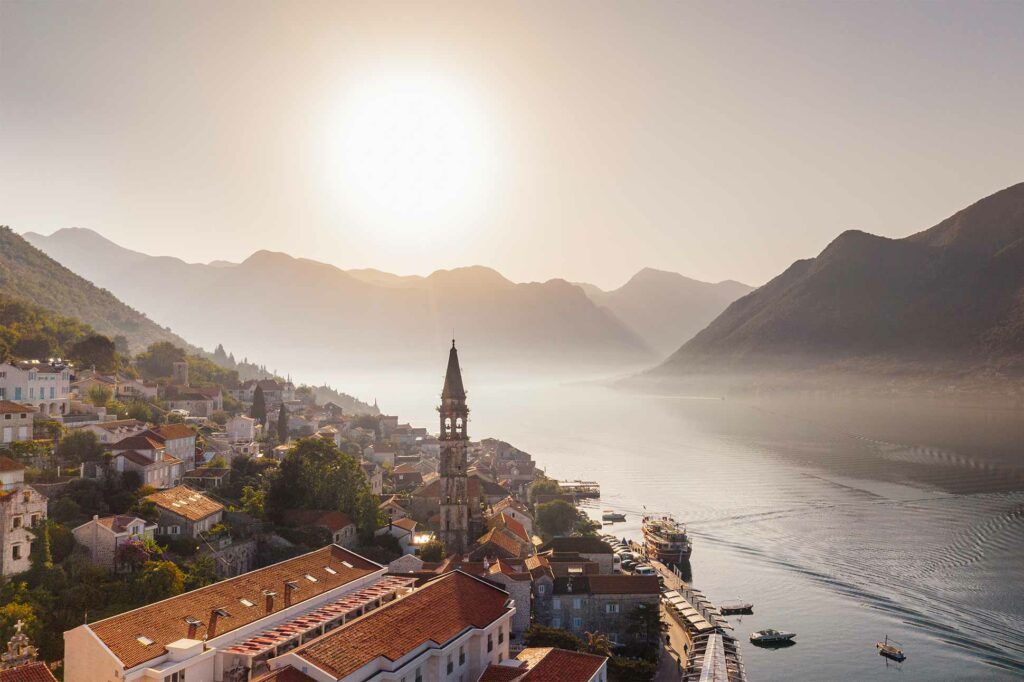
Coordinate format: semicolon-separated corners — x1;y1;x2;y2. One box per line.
580;268;753;356
653;182;1024;382
0;227;195;353
23;229;655;370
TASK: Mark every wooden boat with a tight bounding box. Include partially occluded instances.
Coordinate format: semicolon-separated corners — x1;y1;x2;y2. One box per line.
720;600;754;615
601;510;626;522
876;635;906;662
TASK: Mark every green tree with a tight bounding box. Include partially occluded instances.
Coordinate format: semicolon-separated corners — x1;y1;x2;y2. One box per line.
137;560;185;602
276;403;288;443
69;334;118;372
125;400;154;423
183;555;219;591
0;601;42;646
535;499;578;537
55;430;103;466
240;485;266;518
134;341;186;379
419;539;446;562
523;625;584;651
267;437;380;539
250;385;267;426
86;384;113;408
12;333;54;359
528;478;561;507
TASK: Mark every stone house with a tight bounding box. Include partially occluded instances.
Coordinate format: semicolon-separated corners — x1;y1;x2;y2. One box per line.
539;536;615;574
109;431;183;489
539;575;661;646
0;456;47;576
72;514;156;570
145;485;224;538
0;401;35;445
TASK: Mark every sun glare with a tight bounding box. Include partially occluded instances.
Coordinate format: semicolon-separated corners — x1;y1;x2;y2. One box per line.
325;71;491;231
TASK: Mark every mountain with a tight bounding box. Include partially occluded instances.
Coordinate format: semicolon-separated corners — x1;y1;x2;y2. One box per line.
22;229;655;372
0;226;195;353
653;182;1024;385
579;269;753;356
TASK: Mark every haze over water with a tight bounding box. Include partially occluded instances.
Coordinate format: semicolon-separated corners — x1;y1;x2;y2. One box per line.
328;363;1024;681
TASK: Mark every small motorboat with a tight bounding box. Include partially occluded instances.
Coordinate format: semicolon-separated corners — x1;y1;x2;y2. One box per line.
876;635;906;662
750;629;796;646
602;510;626;522
720;600;754;615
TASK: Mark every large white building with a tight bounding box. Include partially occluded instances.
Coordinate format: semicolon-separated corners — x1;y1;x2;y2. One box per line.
0;360;72;417
0;400;35;445
62;545;407;682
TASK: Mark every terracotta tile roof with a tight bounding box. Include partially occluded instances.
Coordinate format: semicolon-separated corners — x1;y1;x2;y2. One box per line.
553;575;660;595
478;664;528;681
517;647;607;680
0;455;25;473
494;513;529;543
476;527;527;559
251;666;316;682
0;400;35;414
111;432;165;451
0;662;58;682
292;571;511;679
115;450;155;467
390;517;417;532
283;509;355;533
488;559;531;581
95;515;148;534
87;545;381;670
493;496;532;518
145;485;223;521
155;423;196;440
391;463;418;474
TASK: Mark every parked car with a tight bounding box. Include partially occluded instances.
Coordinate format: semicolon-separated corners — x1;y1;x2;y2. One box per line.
635;565;656;577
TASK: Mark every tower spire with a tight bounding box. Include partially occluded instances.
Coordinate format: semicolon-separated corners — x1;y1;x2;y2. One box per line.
442;341;466;400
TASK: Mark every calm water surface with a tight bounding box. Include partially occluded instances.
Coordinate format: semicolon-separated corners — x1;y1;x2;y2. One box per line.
327;366;1024;681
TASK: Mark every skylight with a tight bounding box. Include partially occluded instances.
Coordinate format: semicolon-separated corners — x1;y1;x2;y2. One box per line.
305;574;318;582
137;635;154;646
324;566;337;575
240;598;255;607
341;561;354;568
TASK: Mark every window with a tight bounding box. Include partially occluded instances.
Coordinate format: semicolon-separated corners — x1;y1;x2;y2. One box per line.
415;667;423;682
162;671;186;682
21;491;29;504
12;545;21;561
552;597;561;611
30;515;39;527
573;598;582;610
324;566;337;575
498;653;503;662
447;654;453;674
537;584;546;595
459;646;465;665
12;516;21;530
239;598;255;608
551;617;561;628
606;603;620;614
487;633;493;652
573;617;583;629
498;627;504;644
137;635;154;646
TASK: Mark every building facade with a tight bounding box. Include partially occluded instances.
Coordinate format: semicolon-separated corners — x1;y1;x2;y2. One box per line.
0;456;47;576
0;361;72;417
0;401;34;445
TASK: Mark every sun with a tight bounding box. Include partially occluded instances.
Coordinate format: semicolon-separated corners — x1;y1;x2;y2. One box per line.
325;71;491;229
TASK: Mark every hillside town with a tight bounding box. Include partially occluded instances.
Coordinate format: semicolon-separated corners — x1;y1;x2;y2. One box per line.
0;340;718;682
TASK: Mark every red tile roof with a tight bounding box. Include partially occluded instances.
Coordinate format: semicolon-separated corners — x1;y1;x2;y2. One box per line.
111;432;165;451
145;485;223;521
182;467;231;479
251;666;316;682
475;527;527;559
283;509;355;533
0;455;25;473
517;647;607;680
87;545;381;670
154;423;196;440
494;513;529;543
293;571;511;679
0;662;58;682
478;664;528;682
0;400;35;414
116;450;155;467
94;515;149;534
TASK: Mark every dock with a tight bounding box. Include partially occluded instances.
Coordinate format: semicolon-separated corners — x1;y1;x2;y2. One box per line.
557;479;601;498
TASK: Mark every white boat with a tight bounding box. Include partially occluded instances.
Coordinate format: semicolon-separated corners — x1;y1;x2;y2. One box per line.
876;635;906;662
642;514;692;563
750;628;796;645
601;509;626;522
720;600;754;615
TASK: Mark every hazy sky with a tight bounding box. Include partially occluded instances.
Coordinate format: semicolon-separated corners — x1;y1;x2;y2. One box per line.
3;1;1022;289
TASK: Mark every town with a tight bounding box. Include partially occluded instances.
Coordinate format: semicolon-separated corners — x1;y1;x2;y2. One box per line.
0;337;743;682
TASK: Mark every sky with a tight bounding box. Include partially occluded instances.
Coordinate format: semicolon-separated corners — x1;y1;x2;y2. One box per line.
2;1;1023;290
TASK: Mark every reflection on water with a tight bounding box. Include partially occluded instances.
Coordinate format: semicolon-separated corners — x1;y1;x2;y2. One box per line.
326;366;1024;681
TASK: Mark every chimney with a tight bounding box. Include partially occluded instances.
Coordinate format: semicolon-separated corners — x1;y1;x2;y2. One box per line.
263;590;277;614
284;580;299;608
207;608;230;639
185;616;202;640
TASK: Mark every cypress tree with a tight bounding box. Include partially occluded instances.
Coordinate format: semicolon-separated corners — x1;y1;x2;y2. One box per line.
276;403;288;444
251;384;267;426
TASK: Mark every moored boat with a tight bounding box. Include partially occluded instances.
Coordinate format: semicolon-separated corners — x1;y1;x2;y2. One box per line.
876;635;906;662
720;600;754;615
642;514;692;564
750;628;796;645
602;509;626;522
